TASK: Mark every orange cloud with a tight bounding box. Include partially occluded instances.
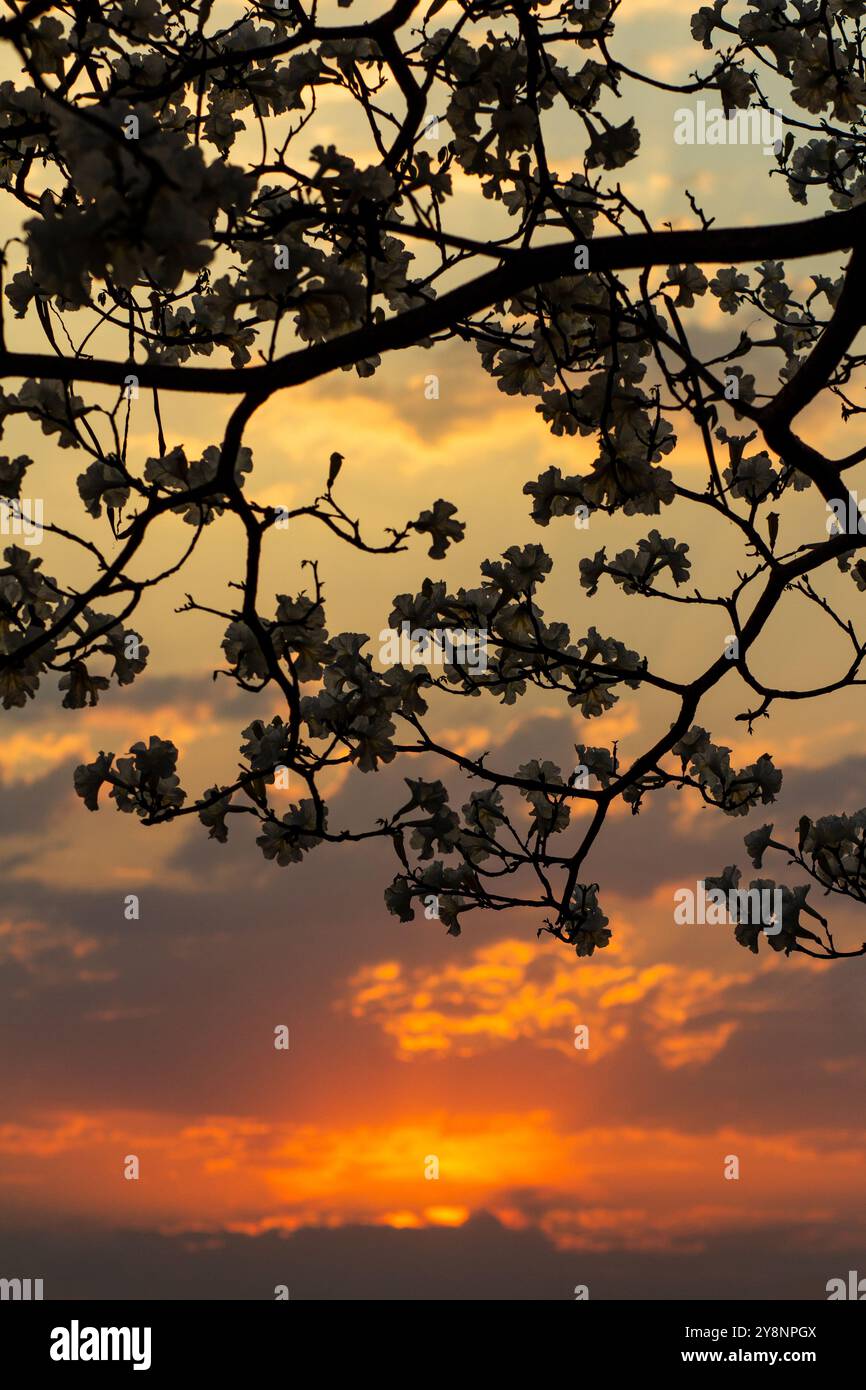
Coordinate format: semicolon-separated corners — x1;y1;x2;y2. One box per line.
3;1109;865;1254
0;702;223;784
343;937;758;1067
0;731;86;785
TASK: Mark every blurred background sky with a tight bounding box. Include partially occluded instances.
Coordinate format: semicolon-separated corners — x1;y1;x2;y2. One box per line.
1;0;864;1299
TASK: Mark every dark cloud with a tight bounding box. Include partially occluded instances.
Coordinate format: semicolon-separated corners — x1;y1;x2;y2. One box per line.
1;723;864;1126
0;769;62;843
0;1213;856;1300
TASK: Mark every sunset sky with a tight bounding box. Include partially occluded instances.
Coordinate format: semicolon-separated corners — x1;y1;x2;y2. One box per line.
1;0;865;1300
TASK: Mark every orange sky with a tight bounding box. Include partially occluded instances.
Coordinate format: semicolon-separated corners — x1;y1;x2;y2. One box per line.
1;0;865;1299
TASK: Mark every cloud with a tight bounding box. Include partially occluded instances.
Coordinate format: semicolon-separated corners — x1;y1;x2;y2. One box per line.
0;916;104;983
3;1211;859;1300
343;935;760;1067
3;1107;865;1282
0;700;222;786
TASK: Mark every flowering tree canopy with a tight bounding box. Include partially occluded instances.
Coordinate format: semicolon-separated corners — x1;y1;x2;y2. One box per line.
3;0;866;961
